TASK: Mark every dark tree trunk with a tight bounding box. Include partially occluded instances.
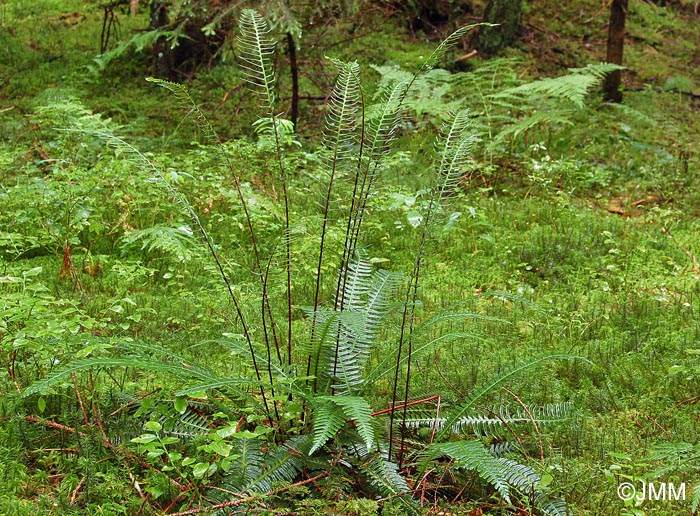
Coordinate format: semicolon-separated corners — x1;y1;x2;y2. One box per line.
286;32;299;128
603;0;629;103
150;1;173;79
478;0;523;54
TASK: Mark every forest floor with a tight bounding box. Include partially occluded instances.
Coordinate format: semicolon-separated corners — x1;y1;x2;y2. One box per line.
2;1;700;515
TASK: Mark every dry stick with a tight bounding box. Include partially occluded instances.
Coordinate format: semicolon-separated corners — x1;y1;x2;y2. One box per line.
126;467;146;500
72;373;91;427
108;388;162;417
430;395;442;445
418;465;436;505
434;351;465;397
503;386;544;462
9;350;22;394
29;447;79;454
641;410;670;436
370;395;440;417
25;415;84;436
454;49;478;62
483;405;527;457
69;476;85;505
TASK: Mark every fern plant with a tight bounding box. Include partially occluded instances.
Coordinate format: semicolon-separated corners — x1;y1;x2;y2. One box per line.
21;10;586;514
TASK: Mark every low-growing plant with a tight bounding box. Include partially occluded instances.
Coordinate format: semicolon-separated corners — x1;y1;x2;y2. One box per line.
19;9;586;515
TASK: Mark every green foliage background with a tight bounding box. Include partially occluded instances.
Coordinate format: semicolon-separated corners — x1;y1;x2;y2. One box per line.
1;0;700;515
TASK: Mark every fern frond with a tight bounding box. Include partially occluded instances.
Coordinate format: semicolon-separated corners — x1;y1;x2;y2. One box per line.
227;437;264;491
218;435;310;496
417;24;485;75
359;455;417;514
119;223;197;262
451;402;575;436
366;306;507;384
647;441;697;462
437;354;588;440
535;494;570;516
426;440;512;503
246;435;309;493
164;406;212;439
334;262;402;394
338;259;373;311
365;80;409;164
323;59;362;165
310;395;375;454
434;109;478;202
23;355;221;397
490;441;519;457
495;63;624;108
237;9;277;113
309;398;346;455
145;77;219;143
497;457;541;493
404;402;573;437
175;378;261;404
568;62;626;79
329;395;375;451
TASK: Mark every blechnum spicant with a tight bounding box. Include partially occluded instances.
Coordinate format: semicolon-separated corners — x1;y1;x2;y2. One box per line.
24;9;580;514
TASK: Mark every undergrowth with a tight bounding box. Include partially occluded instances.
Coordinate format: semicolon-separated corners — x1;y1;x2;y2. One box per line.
2;2;700;516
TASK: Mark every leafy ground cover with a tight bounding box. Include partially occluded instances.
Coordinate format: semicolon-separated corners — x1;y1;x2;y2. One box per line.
2;1;700;515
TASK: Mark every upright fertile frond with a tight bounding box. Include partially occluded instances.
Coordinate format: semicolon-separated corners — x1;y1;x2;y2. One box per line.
310;60;362;340
417;24;485;76
389;110;477;460
237;9;277;112
323;59;362;164
364;80;408;164
435;109;477;201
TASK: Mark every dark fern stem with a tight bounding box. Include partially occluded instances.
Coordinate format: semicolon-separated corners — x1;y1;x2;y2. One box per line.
144;78;283;416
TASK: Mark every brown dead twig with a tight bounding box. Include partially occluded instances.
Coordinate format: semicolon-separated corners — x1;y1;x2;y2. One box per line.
503;386;544;462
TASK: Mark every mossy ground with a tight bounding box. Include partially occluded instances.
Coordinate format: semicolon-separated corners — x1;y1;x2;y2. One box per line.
2;1;700;514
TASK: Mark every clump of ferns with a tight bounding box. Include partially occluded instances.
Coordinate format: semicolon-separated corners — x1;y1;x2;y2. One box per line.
23;9;583;514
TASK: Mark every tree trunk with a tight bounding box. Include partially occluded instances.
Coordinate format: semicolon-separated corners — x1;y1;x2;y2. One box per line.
150;1;173;79
603;0;629;103
478;0;523;54
286;32;299;128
